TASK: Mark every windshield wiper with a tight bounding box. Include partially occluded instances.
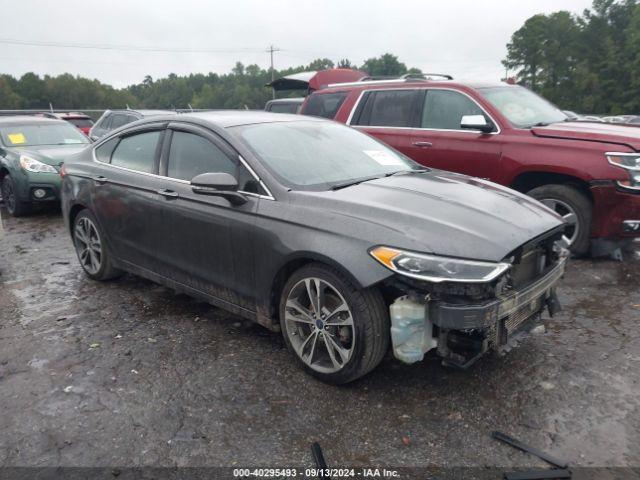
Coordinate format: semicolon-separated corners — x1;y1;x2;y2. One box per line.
531;122;550;127
331;175;383;191
385;168;430;177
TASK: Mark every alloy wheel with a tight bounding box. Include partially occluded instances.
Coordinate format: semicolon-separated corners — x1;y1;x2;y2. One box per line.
1;177;16;214
74;217;103;275
540;198;579;246
283;277;355;374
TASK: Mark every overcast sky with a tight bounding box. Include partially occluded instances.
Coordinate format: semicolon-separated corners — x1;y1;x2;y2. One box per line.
1;0;593;88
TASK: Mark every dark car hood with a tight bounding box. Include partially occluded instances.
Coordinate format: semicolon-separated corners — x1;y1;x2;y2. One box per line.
13;144;89;166
299;171;564;262
532;122;640;151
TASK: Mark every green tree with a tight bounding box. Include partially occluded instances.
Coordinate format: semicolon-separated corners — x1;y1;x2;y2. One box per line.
360;53;409;76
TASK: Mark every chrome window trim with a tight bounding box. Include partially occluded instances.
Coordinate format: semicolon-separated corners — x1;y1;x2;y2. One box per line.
346;87;501;135
91;142;276;201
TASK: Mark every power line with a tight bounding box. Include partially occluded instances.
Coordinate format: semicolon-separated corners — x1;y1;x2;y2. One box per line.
0;38;267;54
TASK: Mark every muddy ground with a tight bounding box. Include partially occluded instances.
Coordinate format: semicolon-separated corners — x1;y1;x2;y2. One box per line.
0;206;639;476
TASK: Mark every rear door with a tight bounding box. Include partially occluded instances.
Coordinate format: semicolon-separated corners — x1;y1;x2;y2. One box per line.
409;89;503;179
154;123;261;311
91;125;166;271
349;89;422;158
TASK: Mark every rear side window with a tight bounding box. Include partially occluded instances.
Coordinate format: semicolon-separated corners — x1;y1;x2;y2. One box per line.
268;103;300;114
167;131;236;181
94;137;119;163
353;90;420;127
111;131;160;173
303;92;347;119
421;90;486;130
110;114;135;130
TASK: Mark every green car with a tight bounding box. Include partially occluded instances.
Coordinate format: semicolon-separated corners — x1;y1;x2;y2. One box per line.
0;116;90;216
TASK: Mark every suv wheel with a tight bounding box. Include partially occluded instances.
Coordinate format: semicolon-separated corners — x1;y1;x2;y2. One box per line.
527;184;592;255
73;209;122;281
1;175;31;217
279;263;389;384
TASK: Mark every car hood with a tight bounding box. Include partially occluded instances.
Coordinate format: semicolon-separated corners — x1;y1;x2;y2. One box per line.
532;122;640;151
298;171;564;262
13;144;89;166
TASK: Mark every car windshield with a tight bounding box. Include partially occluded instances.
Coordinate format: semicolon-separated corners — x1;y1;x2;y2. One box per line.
0;123;90;147
479;86;568;128
233;120;422;190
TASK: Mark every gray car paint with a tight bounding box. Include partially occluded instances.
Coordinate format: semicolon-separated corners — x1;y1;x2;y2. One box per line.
61;111;564;330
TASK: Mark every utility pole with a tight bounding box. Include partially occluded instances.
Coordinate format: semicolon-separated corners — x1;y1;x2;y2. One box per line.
267;45;280;99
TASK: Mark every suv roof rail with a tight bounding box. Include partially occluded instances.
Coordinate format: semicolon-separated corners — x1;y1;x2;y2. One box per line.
326;72;453;89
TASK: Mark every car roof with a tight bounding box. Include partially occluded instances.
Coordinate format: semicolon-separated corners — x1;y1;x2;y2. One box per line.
145;110;324;128
0;115;67;126
314;79;509;94
110;109;177;116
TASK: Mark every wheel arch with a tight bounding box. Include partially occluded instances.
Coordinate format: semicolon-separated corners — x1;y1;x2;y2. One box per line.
67;203;90;236
509;171;594;203
263;252;369;329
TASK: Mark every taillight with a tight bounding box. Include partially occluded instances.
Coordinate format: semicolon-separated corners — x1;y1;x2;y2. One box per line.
60;164;67;178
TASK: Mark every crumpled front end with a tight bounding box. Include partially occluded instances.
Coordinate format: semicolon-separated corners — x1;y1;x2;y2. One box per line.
383;227;569;368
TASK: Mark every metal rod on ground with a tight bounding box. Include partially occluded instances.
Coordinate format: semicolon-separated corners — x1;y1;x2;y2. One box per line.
310;442;330;478
491;431;569;469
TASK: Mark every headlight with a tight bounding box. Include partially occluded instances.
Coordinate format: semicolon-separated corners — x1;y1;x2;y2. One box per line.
20;155;57;174
369;246;511;283
607;152;640;191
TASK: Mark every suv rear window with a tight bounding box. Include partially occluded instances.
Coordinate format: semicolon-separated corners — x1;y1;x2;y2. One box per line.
303;92;347;119
352;90;420;127
68;118;94;128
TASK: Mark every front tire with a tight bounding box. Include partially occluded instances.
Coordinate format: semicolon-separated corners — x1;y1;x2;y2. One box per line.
1;175;31;217
73;209;122;281
279;263;389;384
527;184;592;256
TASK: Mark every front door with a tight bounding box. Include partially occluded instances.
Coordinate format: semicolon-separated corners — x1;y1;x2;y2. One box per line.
408;89;503;180
154;124;260;310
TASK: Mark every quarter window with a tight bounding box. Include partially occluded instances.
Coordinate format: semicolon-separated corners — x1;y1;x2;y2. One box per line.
421;90;486;130
110;114;135;129
353;90;419;127
111;131;160;173
167;131;237;182
303;92;347;119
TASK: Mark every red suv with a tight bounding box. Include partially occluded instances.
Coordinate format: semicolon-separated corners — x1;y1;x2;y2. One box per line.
300;76;640;255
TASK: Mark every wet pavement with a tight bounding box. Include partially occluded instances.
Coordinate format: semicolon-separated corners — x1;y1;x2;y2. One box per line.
0;206;639;473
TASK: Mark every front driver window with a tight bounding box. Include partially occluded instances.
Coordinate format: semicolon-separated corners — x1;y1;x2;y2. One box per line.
167;131;237;182
421;90;486;130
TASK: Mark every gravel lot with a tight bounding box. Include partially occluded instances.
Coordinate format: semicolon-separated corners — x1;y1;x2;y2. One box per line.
1;206;639;477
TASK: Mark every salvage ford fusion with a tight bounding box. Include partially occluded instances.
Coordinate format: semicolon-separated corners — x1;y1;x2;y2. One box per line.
61;111;568;384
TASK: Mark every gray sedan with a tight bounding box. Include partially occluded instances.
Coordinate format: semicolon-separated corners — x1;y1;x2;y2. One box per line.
61;111;567;384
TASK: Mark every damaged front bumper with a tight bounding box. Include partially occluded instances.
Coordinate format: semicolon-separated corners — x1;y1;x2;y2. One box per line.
389;257;567;369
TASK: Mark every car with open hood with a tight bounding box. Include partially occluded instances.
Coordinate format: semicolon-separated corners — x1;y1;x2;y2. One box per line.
60;111;567;383
0;116;90;216
301;76;640;256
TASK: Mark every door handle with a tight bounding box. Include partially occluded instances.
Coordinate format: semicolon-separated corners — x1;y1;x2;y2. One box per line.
93;175;108;184
157;188;179;199
412;141;433;148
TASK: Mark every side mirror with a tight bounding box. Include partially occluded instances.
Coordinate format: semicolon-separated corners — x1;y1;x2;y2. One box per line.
191;172;247;206
460;115;494;133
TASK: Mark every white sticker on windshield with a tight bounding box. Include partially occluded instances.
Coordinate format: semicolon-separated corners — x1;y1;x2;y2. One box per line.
363;150;404;166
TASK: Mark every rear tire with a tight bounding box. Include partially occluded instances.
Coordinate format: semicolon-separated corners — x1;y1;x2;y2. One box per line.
72;209;123;281
1;175;32;217
279;263;389;384
527;184;592;256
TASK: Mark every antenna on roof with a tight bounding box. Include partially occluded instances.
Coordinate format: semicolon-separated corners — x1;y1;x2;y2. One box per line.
49;103;54;113
188;103;194;112
126;104;130;110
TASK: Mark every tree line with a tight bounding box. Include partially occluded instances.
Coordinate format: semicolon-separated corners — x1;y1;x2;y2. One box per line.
504;0;640;114
0;54;420;112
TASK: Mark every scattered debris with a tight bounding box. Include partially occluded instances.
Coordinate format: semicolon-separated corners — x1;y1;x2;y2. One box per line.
56;317;67;322
63;386;73;393
131;369;139;374
491;431;568;469
540;381;555;390
310;442;328;470
531;325;546;335
89;343;101;349
401;436;411;446
114;334;122;339
148;338;157;343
